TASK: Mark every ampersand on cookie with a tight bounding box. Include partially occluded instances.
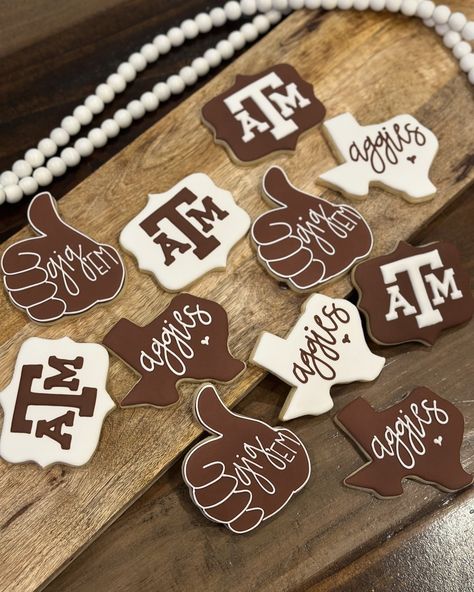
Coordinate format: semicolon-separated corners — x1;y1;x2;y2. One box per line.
250;293;385;421
335;387;473;498
182;384;311;533
1;192;125;323
102;293;245;408
251;166;373;291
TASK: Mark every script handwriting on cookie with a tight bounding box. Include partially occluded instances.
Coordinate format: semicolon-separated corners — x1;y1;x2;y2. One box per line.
1;192;125;323
252;166;372;291
182;385;311;533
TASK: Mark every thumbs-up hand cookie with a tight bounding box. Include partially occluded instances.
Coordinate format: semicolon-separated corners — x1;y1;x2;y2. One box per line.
183;385;311;534
1;192;125;323
251;167;373;291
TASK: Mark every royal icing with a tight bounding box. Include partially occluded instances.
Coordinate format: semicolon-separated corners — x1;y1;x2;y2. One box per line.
201;63;326;163
353;241;474;346
336;387;473;498
120;173;250;291
1;192;125;323
0;337;115;467
250;293;385;421
182;384;311;534
102;293;245;408
251;166;373;291
319;113;439;202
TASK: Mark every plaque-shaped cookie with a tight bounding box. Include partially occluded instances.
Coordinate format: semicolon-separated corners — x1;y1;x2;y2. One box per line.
353;241;474;346
0;337;115;467
120;174;250;291
202;64;326;163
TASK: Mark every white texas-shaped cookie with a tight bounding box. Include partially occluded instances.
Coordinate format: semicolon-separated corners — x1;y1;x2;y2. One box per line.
319;113;439;202
250;293;385;421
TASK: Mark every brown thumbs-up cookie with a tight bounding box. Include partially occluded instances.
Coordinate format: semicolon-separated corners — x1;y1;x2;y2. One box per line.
182;384;311;533
1;192;125;323
251;167;373;291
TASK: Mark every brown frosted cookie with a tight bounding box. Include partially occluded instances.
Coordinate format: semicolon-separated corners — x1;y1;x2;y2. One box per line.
251;166;373;291
335;387;473;498
352;241;474;346
182;384;311;533
1;192;125;323
202;63;326;164
102;293;245;408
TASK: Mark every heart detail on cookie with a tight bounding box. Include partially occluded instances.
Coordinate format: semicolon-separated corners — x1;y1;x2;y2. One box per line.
342;334;351;344
201;336;210;346
434;436;443;446
407;155;416;164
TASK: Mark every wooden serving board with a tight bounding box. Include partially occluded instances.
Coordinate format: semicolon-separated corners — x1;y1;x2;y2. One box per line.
0;6;473;592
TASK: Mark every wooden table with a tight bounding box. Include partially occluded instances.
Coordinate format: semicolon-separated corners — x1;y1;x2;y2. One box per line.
0;2;473;591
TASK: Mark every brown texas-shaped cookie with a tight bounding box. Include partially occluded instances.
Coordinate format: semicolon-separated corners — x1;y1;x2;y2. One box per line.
335;387;473;498
102;293;245;408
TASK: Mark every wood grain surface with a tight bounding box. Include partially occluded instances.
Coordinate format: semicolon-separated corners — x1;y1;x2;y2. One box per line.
0;4;473;592
45;192;474;592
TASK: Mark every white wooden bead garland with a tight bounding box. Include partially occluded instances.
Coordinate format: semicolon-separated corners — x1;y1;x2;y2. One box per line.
0;0;472;205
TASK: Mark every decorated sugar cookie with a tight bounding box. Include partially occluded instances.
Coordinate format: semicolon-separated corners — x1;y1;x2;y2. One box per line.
120;173;250;291
353;241;474;346
319;113;439;202
201;63;326;164
251;166;373;291
335;387;473;498
1;192;125;324
250;293;385;421
182;384;311;534
102;293;245;408
0;337;115;467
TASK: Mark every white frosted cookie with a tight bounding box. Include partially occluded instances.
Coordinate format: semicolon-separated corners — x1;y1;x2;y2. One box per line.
250;293;385;421
120;173;250;291
319;113;438;202
0;336;115;467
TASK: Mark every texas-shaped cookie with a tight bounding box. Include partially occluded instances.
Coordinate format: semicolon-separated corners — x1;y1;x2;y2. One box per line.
319;113;439;202
250;293;385;420
102;293;245;407
335;387;473;498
